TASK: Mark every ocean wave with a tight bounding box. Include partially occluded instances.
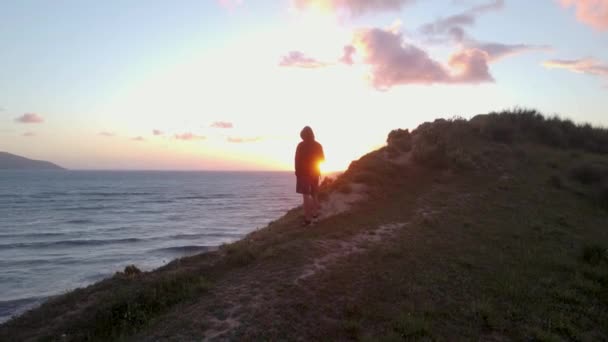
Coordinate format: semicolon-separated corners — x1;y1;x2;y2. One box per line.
176;194;235;200
65;219;93;225
0;237;144;250
73;192;154;197
169;232;244;240
0;231;70;239
150;245;214;254
0;296;47;320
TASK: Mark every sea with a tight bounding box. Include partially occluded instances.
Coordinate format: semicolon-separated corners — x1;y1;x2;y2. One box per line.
0;170;300;323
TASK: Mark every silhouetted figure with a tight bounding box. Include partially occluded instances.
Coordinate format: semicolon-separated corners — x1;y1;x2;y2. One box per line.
295;126;325;226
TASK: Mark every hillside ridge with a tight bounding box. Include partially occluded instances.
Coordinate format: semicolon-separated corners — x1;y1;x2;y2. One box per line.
1;109;607;341
0;152;64;170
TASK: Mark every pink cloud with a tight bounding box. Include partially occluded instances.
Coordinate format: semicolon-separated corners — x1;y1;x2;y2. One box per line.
448;48;494;83
99;131;115;137
15;113;44;124
419;0;504;42
153;129;164;136
210;121;234;129
351;28;494;89
473;42;551;61
280;51;326;69
561;0;608;30
543;58;608;77
293;0;415;16
22;132;36;137
227;136;263;143
174;133;206;141
340;45;356;65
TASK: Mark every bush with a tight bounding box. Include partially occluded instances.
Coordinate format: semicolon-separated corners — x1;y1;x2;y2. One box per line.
581;245;607;266
123;265;142;276
86;273;210;339
223;242;257;267
548;175;563;189
387;128;412;152
570;164;608;185
599;184;608;210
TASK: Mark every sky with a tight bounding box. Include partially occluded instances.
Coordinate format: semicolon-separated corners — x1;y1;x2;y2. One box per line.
0;0;607;171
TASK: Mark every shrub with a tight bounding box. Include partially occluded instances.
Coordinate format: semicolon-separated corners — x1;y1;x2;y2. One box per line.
87;273;210;339
353;171;382;186
387;128;412;152
581;245;607;266
223;242;257;267
448;148;477;171
123;265;142;276
570;164;608;185
548;175;563;189
338;183;352;194
599;184;608;210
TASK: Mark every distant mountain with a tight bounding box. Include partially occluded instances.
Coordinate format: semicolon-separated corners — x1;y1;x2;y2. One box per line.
0;152;65;170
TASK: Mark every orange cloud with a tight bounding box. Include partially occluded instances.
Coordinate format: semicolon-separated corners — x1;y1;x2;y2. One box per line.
99;131;115;137
561;0;608;30
473;42;551;62
174;133;206;141
131;136;145;142
15;113;44;124
279;51;327;68
22;132;36;137
543;58;608;77
210;121;234;129
293;0;415;16
227;136;263;143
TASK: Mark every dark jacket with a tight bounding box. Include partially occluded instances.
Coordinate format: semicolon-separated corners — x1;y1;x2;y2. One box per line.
295;140;325;178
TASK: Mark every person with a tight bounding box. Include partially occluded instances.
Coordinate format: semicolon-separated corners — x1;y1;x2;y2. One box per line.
295;126;325;226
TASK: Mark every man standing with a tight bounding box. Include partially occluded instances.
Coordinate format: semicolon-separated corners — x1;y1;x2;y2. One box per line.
295;126;325;226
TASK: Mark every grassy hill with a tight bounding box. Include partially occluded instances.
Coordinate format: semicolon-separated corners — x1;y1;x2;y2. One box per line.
1;109;607;341
0;152;64;170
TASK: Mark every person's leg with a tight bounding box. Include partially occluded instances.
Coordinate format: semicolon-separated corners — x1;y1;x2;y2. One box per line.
311;176;321;218
302;194;313;222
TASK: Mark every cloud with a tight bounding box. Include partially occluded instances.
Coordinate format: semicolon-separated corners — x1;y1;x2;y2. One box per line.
227;136;263;143
99;131;115;137
340;45;357;65
472;42;551;61
419;0;504;42
153;129;164;136
543;58;608;77
174;132;206;141
351;28;493;89
131;136;145;142
292;0;416;16
279;51;326;68
15;113;44;124
210;121;234;129
22;132;36;137
448;48;494;83
560;0;608;30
